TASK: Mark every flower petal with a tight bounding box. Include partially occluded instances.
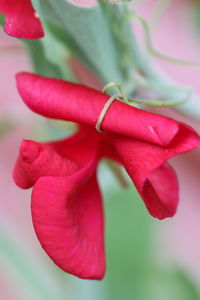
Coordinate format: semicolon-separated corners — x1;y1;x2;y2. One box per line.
48;126;101;166
109;128;200;219
0;0;44;39
16;72;186;147
31;172;105;280
13;140;78;189
142;163;179;219
49;125;118;163
14;127;105;279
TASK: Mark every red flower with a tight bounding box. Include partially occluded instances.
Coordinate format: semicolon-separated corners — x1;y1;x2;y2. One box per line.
14;72;200;280
0;0;44;39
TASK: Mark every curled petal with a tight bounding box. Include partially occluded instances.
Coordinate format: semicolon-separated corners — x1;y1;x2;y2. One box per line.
31;172;105;280
166;123;200;157
0;0;44;39
109;129;200;219
16;72;187;147
143;163;179;219
13;140;78;189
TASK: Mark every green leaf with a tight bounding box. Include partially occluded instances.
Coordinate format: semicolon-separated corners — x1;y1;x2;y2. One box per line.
23;26;76;81
24;39;62;78
31;0;135;89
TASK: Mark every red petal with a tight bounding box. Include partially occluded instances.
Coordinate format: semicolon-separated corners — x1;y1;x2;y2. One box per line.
31;172;105;280
48;126;101;166
142;163;179;219
0;0;44;39
16;72;185;147
13;140;78;189
109;126;200;219
49;125;118;163
14;127;105;279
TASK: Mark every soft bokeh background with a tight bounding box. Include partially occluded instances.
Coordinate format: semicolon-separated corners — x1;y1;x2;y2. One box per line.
1;0;200;299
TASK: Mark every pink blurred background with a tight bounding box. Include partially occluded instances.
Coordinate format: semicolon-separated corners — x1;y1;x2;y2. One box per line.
1;0;200;298
136;0;200;282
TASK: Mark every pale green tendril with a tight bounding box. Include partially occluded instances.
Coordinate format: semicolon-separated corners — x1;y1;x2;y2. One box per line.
96;81;192;133
103;81;193;107
96;94;120;132
103;82;129;103
130;12;200;67
126;90;192;107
